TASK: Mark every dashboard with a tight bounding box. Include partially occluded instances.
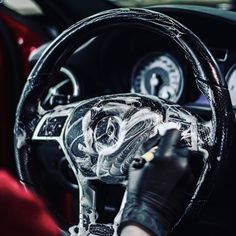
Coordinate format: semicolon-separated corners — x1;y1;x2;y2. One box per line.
30;6;236;114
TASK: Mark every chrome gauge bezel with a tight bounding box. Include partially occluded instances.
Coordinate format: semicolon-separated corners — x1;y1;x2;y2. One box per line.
226;63;236;108
131;52;184;103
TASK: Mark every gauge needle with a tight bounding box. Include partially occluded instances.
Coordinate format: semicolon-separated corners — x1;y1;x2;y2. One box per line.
43;79;70;104
150;73;159;95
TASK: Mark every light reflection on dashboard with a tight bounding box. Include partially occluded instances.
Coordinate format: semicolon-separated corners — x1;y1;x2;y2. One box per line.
194;95;209;106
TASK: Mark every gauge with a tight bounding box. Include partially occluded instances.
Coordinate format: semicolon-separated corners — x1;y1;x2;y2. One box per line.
226;64;236;107
131;53;184;103
43;67;80;108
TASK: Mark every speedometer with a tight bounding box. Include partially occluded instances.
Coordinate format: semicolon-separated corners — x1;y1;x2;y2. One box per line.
131;53;184;103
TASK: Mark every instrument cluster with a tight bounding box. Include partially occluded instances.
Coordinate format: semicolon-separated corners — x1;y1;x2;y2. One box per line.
131;49;236;110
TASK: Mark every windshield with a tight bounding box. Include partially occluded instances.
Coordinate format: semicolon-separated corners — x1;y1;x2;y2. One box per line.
109;0;230;7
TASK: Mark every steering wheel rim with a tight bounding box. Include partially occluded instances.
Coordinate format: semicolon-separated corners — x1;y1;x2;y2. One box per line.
14;8;233;234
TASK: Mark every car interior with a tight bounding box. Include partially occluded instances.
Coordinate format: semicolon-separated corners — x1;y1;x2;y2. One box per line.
1;0;236;235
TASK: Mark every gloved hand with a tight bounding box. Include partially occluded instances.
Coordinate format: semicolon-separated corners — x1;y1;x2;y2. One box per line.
118;129;194;236
0;170;60;236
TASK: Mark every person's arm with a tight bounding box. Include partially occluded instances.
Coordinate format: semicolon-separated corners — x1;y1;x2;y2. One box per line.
0;170;60;236
118;129;194;236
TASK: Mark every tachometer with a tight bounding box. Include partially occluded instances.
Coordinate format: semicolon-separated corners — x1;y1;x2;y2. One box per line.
131;53;184;103
43;67;80;108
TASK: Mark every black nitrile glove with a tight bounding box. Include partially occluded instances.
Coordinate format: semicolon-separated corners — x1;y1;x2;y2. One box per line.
118;129;194;236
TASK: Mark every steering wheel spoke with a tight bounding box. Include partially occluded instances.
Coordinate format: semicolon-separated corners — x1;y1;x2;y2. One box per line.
32;113;68;143
32;102;79;141
163;103;213;150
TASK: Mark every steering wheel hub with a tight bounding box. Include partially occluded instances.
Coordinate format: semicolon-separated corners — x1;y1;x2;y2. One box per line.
65;94;164;182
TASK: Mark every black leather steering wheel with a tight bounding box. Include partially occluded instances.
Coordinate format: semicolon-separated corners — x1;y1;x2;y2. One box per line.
14;8;233;235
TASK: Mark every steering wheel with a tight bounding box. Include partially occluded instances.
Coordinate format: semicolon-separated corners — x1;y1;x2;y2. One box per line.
14;8;233;235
